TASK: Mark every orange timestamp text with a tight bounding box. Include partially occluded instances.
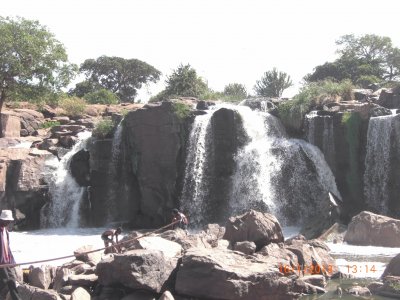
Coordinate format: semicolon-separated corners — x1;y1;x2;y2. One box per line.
279;264;333;275
347;264;377;274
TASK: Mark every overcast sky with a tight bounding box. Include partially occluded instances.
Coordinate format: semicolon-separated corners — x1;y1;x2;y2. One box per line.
2;0;400;100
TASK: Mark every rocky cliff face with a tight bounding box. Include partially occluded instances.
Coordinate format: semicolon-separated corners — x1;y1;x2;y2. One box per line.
88;101;192;228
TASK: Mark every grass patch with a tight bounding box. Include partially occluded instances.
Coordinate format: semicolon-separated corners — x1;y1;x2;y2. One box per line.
40;120;61;129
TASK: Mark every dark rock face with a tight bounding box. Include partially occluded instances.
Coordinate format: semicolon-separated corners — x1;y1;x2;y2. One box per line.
203;108;247;223
382;253;400;278
87;102;191;227
70;150;90;186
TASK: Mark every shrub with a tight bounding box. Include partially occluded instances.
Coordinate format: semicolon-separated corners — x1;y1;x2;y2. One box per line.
356;75;381;89
93;118;114;139
40;120;61;129
173;102;192;120
59;97;87;118
83;89;119;104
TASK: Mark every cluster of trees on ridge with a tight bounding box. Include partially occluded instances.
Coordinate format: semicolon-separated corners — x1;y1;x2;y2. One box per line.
1;16;400;131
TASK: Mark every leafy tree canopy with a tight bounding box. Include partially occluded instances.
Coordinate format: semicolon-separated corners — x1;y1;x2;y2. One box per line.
0;16;76;112
254;68;293;97
223;83;248;100
306;34;400;85
163;64;209;98
76;56;161;103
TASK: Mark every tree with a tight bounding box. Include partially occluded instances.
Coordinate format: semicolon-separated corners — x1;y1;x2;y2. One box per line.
76;56;161;103
254;68;293;97
163;64;208;98
0;16;76;132
223;83;248;100
306;34;400;84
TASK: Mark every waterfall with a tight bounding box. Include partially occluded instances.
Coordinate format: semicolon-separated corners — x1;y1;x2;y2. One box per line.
364;114;400;213
180;110;214;225
230;106;285;216
180;103;341;227
106;121;124;222
305;111;335;172
42;131;92;228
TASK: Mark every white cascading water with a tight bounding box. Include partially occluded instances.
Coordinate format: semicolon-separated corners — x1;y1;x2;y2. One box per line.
306;111;335;171
42;131;92;228
180;111;214;225
230;106;285;216
364;114;400;213
106;121;124;222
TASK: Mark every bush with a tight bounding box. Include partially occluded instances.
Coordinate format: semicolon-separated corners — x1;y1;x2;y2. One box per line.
173;102;192;120
40;120;61;129
59;97;87;118
83;89;119;104
356;75;381;89
93;118;114;138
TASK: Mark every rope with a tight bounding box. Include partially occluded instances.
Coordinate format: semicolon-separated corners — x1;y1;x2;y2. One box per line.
0;220;181;269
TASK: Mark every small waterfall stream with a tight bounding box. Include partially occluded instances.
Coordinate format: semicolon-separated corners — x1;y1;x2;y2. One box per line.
364;114;400;213
41;131;92;228
180;111;214;225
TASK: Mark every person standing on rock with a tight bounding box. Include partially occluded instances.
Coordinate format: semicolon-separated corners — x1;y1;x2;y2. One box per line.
171;208;189;230
101;227;122;254
0;210;21;300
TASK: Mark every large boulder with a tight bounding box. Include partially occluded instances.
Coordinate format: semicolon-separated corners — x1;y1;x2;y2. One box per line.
1;112;21;137
28;265;55;289
344;211;400;247
223;210;284;249
382;253;400;278
175;247;321;300
124;235;182;258
14;109;45;135
96;249;177;293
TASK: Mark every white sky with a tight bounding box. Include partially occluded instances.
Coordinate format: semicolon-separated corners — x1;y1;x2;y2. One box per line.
2;0;400;100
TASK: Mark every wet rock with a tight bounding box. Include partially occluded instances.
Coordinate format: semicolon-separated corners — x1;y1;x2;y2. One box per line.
223;210;284;249
344;211;400;247
301;275;326;288
382;253;400;277
70;150;90;186
347;285;371;296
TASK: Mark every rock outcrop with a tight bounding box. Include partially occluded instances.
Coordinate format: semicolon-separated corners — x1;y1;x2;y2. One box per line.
344;211;400;247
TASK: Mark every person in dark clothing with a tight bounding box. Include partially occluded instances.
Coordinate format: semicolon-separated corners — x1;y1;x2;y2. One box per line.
0;210;21;300
101;227;122;254
171;208;188;230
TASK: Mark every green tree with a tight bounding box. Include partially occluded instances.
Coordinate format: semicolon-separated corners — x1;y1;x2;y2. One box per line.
254;68;293;97
0;16;76;133
223;83;248;100
77;56;161;103
306;34;400;84
163;64;208;98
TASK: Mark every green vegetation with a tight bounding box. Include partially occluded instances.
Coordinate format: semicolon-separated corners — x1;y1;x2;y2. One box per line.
59;96;86;118
93;118;114;139
83;88;119;104
342;112;363;203
223;83;248;102
277;80;354;133
172;102;192;120
0;16;76;135
305;34;400;85
254;68;293;97
73;56;160;103
40;120;61;129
